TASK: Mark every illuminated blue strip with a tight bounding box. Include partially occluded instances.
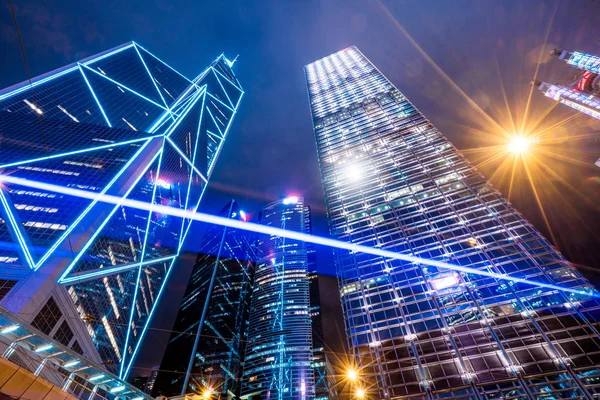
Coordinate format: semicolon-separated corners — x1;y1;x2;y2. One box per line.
81;64;168;111
178;92;207;244
123;257;177;378
132;42;193;85
0;190;35;268
82;42;135;67
59;256;176;284
165;138;208;183
120;139;166;377
211;66;244;93
207;92;234;112
37;139;154;271
207;92;243;177
207;130;223;140
0;136;158;169
133;43;172;114
163;88;206;139
78;64;112;127
0;66;78;102
55;146;163;282
211;68;234;108
1;175;594;300
205;107;224;137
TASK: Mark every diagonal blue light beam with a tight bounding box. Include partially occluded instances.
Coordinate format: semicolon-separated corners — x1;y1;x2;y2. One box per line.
78;64;112;127
59;256;176;285
210;69;234;108
0;174;596;300
133;43;172;117
0;136;160;170
81;64;168;111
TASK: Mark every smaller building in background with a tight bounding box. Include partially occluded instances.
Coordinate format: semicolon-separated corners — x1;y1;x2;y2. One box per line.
534;49;600;167
144;366;160;395
241;197;315;400
152;201;256;398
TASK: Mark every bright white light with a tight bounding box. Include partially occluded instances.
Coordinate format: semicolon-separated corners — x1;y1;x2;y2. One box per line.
282;196;298;205
89;374;105;381
508;136;531;153
239;210;247;221
431;274;460;290
156;179;171;189
355;388;366;399
1;324;19;334
64;360;80;368
347;368;358;381
0;174;595;299
202;388;213;399
110;386;126;393
344;164;362;182
35;344;53;353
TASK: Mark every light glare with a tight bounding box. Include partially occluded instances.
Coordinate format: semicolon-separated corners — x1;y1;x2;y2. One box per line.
508;136;531;154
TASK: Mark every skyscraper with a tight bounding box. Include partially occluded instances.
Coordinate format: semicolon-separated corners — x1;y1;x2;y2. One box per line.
536;49;600;121
241;197;314;400
0;42;243;379
306;47;600;399
153;201;255;398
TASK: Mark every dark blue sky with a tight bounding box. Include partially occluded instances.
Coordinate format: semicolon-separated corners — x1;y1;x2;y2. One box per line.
2;0;600;375
2;0;599;272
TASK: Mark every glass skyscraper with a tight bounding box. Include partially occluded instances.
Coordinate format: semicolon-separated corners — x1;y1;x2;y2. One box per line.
153;201;255;398
241;197;314;400
305;47;600;399
0;42;243;379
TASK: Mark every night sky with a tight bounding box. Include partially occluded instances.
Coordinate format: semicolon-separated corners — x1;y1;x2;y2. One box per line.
2;0;600;376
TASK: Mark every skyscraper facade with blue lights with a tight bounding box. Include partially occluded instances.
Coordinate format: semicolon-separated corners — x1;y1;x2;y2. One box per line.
241;197;315;400
306;46;600;399
153;200;255;398
0;42;243;379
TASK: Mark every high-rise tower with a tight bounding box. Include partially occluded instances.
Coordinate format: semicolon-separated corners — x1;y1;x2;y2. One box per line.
153;201;255;398
535;49;600;121
241;197;314;400
0;42;243;379
306;46;600;399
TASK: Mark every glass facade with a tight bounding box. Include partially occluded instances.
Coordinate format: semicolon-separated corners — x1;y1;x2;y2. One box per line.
153;201;255;398
0;42;243;379
306;46;600;399
241;197;314;400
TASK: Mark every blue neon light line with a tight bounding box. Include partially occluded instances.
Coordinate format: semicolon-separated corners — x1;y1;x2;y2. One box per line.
56;145;162;282
179;91;207;244
207;130;223;140
178;182;209;253
132;42;194;86
133;44;171;114
40;139;154;271
3;175;595;300
82;43;135;67
120;139;166;378
163;89;206;139
205;107;225;137
59;256;176;284
0;136;158;170
210;65;244;93
207;92;243;177
207;92;235;112
78;64;112;127
123;257;177;378
169;84;206;117
0;190;35;268
81;64;168;111
210;68;235;108
165;138;208;183
0;66;79;102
